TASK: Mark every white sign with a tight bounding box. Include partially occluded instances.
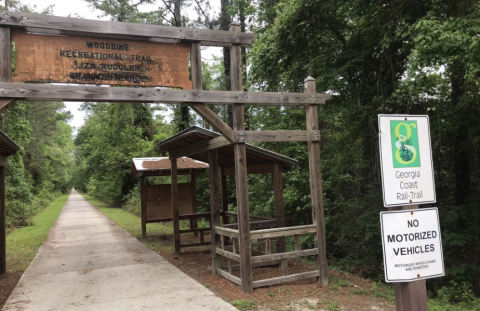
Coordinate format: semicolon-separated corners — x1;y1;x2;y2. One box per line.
380;207;444;282
378;115;436;207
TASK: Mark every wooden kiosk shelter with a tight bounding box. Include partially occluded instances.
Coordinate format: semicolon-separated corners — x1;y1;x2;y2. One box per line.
130;157;208;241
0;130;20;276
0;11;331;291
157;126;297;255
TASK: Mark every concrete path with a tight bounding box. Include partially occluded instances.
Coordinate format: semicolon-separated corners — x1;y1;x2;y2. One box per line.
3;190;236;311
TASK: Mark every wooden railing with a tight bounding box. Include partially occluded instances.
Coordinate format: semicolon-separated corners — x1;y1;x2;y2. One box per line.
214;224;320;288
174;212;277;249
220;211;278;230
178;212;211;248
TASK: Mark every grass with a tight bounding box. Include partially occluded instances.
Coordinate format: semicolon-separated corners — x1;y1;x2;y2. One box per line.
79;193;176;253
6;194;69;272
428;299;480;311
232;299;256;311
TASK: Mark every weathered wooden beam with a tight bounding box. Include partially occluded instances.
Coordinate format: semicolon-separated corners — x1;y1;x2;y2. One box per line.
273;164;286;255
0;83;330;105
251;249;318;264
190;104;236;142
171;158;180;254
0;27;10;276
223;163;275;176
217;269;242;286
215;226;239;239
134;169;205;177
305;76;329;286
221;168;229;225
0;98;15;112
223;259;281;272
168;136;233;159
250;224;317;240
191;42;203;89
252;270;320;289
178;212;211;220
209;149;222;274
140;176;147;239
0;27;11;83
145;218;172;223
295;234;301;251
231;23;253;293
216;248;240;262
236;130;320;143
0;11;257;45
208;136;232;150
179;227;210;234
169;139;209;159
265;238;271;255
190;173;198;236
221;219;277;230
0;166;5;275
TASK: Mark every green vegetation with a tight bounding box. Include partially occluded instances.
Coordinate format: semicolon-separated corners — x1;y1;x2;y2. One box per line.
328;301;340;311
1;101;74;228
0;3;73;230
232;299;256;311
330;276;350;288
6;194;69;272
2;0;480;307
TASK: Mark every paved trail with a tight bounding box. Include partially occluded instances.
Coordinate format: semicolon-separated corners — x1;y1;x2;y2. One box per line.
3;190;236;311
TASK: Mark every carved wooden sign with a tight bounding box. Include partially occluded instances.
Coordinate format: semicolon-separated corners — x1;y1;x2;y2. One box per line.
11;30;192;89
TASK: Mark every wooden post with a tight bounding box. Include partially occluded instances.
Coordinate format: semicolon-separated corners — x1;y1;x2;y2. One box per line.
231;22;253;292
140;176;147;239
221;168;228;225
0;26;14;112
388;204;428;311
273;164;286;253
191;42;202;90
0;165;5;275
304;76;329;286
171;158;180;254
0;27;11;276
190;173;198;236
208;149;222;273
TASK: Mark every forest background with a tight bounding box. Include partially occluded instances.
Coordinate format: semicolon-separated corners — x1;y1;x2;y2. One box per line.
2;0;480;305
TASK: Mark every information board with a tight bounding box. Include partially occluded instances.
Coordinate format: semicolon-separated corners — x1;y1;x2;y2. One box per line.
378;115;436;207
380;207;444;282
11;30;192;89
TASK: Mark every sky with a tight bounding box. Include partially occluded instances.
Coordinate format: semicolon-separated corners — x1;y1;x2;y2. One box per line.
19;0;223;134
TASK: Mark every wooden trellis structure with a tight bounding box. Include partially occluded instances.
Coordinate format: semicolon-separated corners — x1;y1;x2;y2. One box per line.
0;11;330;291
157;126;296;255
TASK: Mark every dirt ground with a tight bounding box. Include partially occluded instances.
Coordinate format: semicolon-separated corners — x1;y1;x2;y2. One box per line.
153;232;396;311
0;273;21;309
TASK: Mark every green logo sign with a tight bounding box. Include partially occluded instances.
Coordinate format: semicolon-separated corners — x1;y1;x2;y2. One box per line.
390;121;421;168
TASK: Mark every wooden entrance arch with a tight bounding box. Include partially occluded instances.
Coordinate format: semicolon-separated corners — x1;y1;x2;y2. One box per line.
0;11;330;292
